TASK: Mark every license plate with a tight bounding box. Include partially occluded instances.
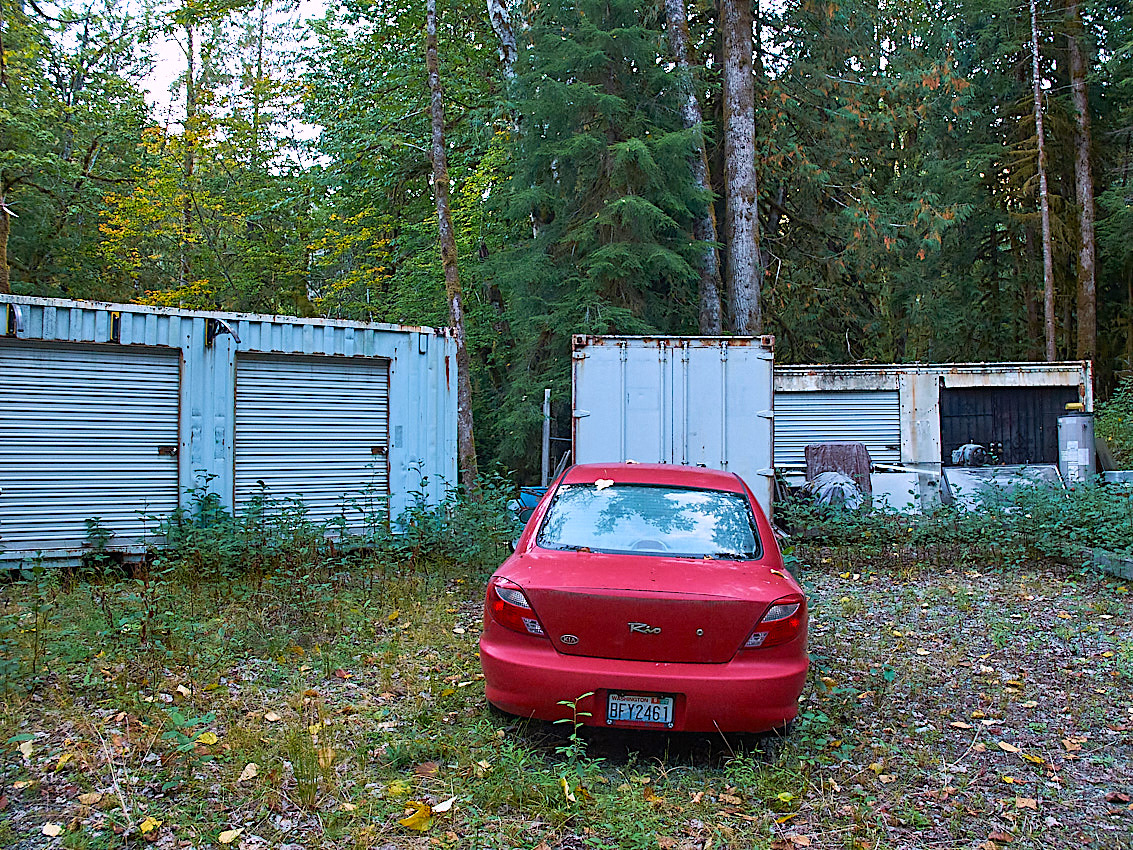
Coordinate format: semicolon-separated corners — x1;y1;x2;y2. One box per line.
606;692;674;727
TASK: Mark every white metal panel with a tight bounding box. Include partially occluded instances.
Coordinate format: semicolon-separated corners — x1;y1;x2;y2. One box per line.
572;336;775;513
774;390;901;466
0;340;180;561
234;354;391;527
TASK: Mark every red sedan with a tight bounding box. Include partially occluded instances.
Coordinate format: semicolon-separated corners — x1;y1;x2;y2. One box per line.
480;463;808;733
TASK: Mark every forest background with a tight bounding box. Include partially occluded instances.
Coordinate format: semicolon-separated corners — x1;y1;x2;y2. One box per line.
2;0;1131;480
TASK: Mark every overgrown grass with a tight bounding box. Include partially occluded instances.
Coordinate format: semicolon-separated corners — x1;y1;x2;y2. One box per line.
0;482;1130;849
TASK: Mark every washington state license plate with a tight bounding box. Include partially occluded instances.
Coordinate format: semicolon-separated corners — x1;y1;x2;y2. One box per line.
606;692;674;726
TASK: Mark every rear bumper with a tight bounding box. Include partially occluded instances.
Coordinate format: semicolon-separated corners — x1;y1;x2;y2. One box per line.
480;631;808;733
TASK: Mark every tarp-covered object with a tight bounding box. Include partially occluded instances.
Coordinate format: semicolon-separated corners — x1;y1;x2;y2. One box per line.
805;442;872;495
802;471;865;511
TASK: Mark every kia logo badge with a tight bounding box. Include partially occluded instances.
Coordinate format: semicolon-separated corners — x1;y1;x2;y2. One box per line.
560;634;579;645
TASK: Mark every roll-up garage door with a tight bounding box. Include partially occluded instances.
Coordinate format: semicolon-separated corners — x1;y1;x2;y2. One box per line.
774;390;901;467
0;340;181;561
234;354;390;527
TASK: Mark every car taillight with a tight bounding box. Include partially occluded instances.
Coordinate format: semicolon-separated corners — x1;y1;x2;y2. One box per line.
744;595;805;649
486;577;547;637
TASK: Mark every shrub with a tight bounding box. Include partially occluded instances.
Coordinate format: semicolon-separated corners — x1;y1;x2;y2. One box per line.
1097;375;1133;468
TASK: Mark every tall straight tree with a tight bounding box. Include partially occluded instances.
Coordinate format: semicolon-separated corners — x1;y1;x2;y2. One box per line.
1030;0;1056;360
486;0;517;80
664;0;722;334
721;0;763;334
426;0;479;492
1067;0;1096;362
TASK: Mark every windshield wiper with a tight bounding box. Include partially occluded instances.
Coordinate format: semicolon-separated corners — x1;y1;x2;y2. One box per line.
709;551;757;560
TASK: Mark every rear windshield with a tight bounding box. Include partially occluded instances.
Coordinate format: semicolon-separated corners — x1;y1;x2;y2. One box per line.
536;483;762;559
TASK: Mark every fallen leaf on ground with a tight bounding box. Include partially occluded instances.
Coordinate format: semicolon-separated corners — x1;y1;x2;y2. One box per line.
951;722;974;729
988;831;1014;844
1105;791;1131;804
238;763;258;782
997;741;1020;753
263;711;281;722
217;827;243;844
42;823;63;837
399;801;432;831
433;796;456;813
195;732;218;745
78;792;103;806
1015;797;1038;809
139;816;162;834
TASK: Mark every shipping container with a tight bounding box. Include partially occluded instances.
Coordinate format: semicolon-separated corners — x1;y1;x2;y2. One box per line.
774;362;1093;476
571;335;776;514
1;295;457;566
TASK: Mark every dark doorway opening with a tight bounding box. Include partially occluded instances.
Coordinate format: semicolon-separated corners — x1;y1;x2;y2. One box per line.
940;386;1078;465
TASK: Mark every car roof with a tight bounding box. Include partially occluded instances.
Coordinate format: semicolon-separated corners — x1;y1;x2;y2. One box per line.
560;463;747;493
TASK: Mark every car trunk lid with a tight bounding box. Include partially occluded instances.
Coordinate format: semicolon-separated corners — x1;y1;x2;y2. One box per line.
510;551;791;663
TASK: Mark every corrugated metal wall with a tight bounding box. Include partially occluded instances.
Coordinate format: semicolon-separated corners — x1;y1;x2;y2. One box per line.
0;340;181;559
774;390;902;466
234;354;391;526
1;295;457;565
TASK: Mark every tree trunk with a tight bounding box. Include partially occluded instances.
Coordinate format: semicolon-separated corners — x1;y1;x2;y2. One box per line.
486;0;517;80
427;0;479;493
182;19;196;290
1030;0;1056;361
0;194;10;295
664;0;722;335
721;0;763;335
1067;2;1096;363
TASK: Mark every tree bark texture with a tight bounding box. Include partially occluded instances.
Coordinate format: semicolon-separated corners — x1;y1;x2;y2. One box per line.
427;0;479;493
1030;0;1056;361
664;0;722;335
1067;3;1096;363
721;0;763;335
486;0;517;80
0;195;10;294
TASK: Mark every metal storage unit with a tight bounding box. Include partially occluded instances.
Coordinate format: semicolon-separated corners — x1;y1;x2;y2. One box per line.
1;295;457;566
0;340;180;560
572;336;776;514
774;362;1092;475
234;354;391;525
774;390;901;467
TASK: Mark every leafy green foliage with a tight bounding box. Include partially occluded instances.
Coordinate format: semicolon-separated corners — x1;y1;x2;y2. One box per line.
778;479;1133;566
1096;375;1133;467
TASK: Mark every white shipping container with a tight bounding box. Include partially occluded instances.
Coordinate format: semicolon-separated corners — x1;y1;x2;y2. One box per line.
571;335;776;514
